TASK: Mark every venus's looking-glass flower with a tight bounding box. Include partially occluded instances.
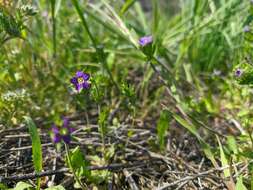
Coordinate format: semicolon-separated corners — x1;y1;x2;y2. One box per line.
243;25;250;33
235;68;243;77
51;117;75;144
70;71;90;92
139;36;153;47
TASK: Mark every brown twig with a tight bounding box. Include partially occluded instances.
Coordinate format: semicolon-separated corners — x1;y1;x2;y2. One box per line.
1;160;159;182
156;161;247;190
123;169;139;190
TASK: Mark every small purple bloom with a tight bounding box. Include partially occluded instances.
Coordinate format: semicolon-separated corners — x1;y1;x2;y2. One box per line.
235;68;243;77
52;125;61;143
51;117;75;144
70;71;90;92
139;36;153;47
62;117;70;128
243;25;250;33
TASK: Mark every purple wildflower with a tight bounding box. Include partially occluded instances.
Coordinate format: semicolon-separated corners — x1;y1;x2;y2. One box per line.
70;71;90;92
243;25;250;33
139;36;153;47
52;124;61;143
51;117;75;144
235;68;243;77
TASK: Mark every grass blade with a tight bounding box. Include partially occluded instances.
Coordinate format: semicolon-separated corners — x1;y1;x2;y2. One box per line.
120;0;136;15
171;112;218;167
217;135;230;178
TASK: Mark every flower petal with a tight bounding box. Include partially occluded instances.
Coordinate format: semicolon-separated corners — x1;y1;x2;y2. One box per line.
70;77;78;85
62;135;71;144
82;81;90;89
76;71;85;78
76;83;83;91
69;127;75;133
62;117;70;128
82;73;90;81
139;36;153;46
52;133;61;143
52;125;60;134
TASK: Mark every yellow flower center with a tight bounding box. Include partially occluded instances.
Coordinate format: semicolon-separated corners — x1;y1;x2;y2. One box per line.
78;77;84;84
61;128;68;136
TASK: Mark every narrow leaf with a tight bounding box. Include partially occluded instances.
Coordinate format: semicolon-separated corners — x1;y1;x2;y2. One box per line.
227;135;238;155
235;175;247;190
171;112;217;167
24;116;42;190
157;110;170;150
217;136;230;178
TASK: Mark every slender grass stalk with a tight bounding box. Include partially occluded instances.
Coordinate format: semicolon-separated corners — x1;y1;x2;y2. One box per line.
71;0;119;91
64;143;87;190
50;0;57;58
120;0;137;15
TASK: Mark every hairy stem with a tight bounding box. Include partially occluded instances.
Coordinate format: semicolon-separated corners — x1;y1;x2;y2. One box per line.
71;0;119;91
65;143;87;190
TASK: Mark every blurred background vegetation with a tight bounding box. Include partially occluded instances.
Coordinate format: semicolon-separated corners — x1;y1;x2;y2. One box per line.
0;0;249;127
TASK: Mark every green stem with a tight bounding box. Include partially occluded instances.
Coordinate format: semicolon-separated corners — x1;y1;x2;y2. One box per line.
93;80;105;155
64;143;87;190
246;128;253;150
36;178;41;190
71;0;119;91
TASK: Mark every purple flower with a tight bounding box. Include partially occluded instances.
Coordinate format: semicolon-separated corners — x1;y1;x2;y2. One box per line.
52;125;61;143
51;117;75;144
70;71;90;92
243;25;250;33
139;36;153;47
235;68;243;77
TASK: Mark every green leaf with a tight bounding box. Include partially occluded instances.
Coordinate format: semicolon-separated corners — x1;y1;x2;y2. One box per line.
227;135;238;155
200;141;218;168
235;175;247;190
217;136;230;178
69;146;91;178
0;183;7;190
239;150;253;159
13;182;33;190
251;174;253;190
157;110;170;150
45;185;65;190
24;116;42;190
24;116;42;172
105;145;115;161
